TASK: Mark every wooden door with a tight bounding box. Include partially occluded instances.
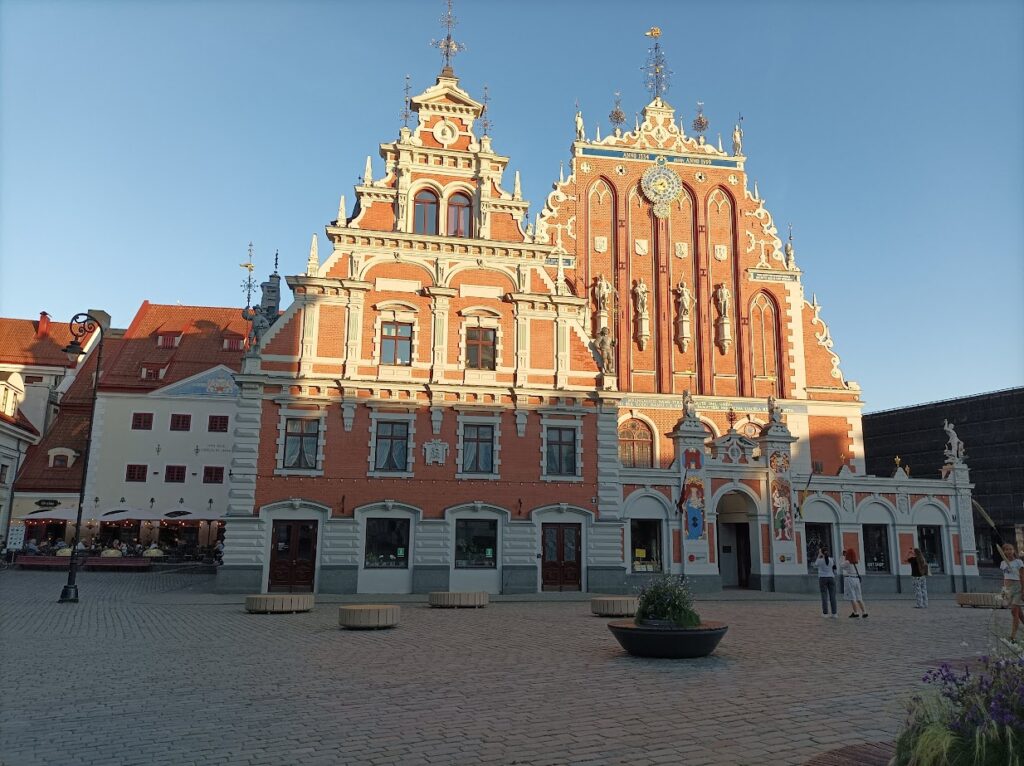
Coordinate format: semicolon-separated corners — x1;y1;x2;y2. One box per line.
541;523;582;591
269;520;318;593
735;522;751;589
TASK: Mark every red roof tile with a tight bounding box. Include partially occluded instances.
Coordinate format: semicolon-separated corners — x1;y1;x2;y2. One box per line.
0;315;82;367
99;302;247;392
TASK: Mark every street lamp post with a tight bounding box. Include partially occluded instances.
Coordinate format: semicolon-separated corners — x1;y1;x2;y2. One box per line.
58;313;104;604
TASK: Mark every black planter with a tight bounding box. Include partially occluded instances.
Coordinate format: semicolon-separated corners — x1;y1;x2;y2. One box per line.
607;620;728;658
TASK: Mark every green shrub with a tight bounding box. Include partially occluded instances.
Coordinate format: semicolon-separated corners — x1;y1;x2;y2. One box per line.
892;656;1023;766
635;574;701;628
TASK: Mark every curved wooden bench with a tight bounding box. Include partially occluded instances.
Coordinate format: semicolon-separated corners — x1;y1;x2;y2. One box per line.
428;591;489;608
245;593;315;614
592;595;639;617
338;604;400;629
955;592;1006;609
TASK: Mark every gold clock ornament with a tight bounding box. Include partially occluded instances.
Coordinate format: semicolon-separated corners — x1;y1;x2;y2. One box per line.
641;165;682;207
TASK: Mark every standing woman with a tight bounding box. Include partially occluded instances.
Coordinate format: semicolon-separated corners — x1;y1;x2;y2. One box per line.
907;547;929;608
1000;543;1024;648
840;548;868;618
815;546;838;618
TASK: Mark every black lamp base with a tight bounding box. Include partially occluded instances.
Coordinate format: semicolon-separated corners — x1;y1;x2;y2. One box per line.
58;585;79;603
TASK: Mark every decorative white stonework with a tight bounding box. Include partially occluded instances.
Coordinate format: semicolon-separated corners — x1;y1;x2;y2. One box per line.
342;400;356;432
593;236;608;253
432;118;459;147
422;439;449;466
634;239;649;256
808;294;846;382
674;242;688;259
713;244;728;262
515;409;528;437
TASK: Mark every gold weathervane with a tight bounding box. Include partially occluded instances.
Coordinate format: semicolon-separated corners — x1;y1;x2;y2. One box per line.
645;26;661;38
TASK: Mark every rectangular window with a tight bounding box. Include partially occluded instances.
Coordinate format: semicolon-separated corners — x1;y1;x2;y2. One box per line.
131;412;154;430
208;415;229;433
804;523;833;574
863;524;891;574
157;334;178;348
283;418;319;470
0;464;8;484
461;424;494;474
917;525;944;574
125;464;148;482
364;518;410;569
630;519;663;573
455;519;497;569
374;421;409;472
164;465;186;483
546;426;577;476
465;327;496;370
169;414;192;431
380;321;413;366
52;455;69;468
223;338;243;351
203;466;225;484
141;367;161;380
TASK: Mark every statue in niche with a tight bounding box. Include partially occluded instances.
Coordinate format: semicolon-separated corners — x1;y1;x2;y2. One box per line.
682;389;697;419
595;327;615;374
593;273;613;312
575;109;585;141
632;279;649;315
732;123;743;156
713;283;731;319
674;280;693;317
943;419;965;463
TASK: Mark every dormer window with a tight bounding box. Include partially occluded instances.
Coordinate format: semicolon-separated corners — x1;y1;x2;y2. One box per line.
157;332;181;349
447;192;472;238
53;455;69;468
140;365;167;380
413;189;439;235
223;337;244;351
47;447;77;468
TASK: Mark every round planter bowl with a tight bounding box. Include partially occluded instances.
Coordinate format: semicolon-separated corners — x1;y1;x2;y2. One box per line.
608;620;728;658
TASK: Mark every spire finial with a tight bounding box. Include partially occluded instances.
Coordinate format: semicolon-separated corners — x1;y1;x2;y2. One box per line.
692;100;708;137
727;407;737;431
788;222;794;244
273;249;279;274
480;84;491;136
306;234;319;277
642;27;671;100
400;74;412;128
609;91;626;129
513;170;522;200
363;156;373;185
240;242;256;308
337;194;347;225
430;0;466;75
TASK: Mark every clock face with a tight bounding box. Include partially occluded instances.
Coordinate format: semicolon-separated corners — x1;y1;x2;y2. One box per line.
641;165;682;205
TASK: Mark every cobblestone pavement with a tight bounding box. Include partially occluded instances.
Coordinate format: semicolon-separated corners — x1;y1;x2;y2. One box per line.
0;571;1008;766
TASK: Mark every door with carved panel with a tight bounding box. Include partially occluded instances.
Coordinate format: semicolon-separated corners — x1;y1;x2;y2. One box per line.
541;523;582;591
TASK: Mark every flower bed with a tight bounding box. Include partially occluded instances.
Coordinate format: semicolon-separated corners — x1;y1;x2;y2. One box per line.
892;655;1024;766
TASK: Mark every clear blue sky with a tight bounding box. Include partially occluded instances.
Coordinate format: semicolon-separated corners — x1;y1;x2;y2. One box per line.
1;0;1021;411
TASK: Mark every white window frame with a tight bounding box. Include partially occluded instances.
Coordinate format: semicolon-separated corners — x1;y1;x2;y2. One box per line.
455;411;501;481
540;414;584;483
274;407;328;477
47;447;78;468
367;409;416;478
372;303;423;379
458;309;504;384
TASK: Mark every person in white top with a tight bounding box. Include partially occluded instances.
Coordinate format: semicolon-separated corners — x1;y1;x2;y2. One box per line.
1000;543;1024;647
814;547;838;618
840;548;869;619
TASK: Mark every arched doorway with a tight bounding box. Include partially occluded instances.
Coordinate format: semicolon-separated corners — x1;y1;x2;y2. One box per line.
716;491;758;589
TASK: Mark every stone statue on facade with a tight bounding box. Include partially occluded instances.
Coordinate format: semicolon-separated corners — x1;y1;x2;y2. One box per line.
633;279;649;315
575;109;585;141
674;280;693;317
595;327;615;374
767;395;783;424
682;389;697;419
713;283;731;319
732;123;743;156
242;305;271;351
943;419;965;463
593;273;613;312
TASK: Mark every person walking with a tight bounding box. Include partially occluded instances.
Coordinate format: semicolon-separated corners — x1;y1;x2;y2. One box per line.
907;547;929;608
840;548;869;618
814;546;838;618
1000;543;1024;648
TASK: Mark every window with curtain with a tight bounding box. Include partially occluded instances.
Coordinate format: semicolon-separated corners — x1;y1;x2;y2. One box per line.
461;424;495;473
447;192;472;238
283;418;319;470
546;427;577;476
374;421;409;472
618;419;654;468
413;189;439;235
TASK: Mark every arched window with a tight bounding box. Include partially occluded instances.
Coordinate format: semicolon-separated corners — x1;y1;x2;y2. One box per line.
413;189;439;235
618;419;654;468
447;192;473;238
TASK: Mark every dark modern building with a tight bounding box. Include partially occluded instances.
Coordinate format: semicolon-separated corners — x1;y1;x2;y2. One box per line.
863;387;1024;567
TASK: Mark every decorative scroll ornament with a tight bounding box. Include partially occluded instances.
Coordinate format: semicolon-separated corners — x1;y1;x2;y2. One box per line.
809;294;846;381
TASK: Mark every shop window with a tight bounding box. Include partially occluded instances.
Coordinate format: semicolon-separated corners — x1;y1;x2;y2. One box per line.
131;412;153;430
545;427;577;476
447;192;473;238
203;466;225;484
804;522;832;574
413;189;439;235
863;524;891;573
466;327;496;370
208;415;229;433
374;421;409;472
164;465;186;483
461;424;494;474
455;519;497;569
125;464;148;482
364;518;410;569
170;413;192;432
631;519;662;573
380;321;413;366
618;419;653;468
917;525;944;574
283;418;319;470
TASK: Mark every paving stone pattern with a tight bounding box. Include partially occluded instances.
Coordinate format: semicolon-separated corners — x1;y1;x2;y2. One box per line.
0;572;1007;766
